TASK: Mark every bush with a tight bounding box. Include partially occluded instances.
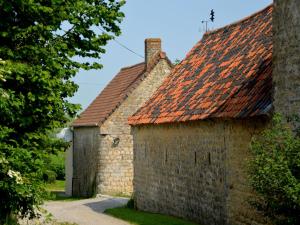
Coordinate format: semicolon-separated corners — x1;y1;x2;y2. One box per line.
126;198;135;209
0;136;45;223
249;114;300;225
50;152;65;180
43;170;57;183
43;151;65;181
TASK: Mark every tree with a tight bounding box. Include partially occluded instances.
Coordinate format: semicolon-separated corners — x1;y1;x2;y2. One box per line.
249;114;300;225
0;0;125;221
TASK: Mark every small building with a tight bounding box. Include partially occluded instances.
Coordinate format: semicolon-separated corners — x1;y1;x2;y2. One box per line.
71;38;172;197
128;1;300;225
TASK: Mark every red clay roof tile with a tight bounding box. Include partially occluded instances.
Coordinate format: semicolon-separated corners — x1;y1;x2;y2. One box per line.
129;5;273;125
73;62;145;127
73;51;172;127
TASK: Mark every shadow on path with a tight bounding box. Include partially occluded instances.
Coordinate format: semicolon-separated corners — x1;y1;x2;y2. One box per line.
44;195;130;225
84;197;128;213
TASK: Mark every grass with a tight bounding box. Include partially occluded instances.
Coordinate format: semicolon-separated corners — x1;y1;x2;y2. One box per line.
44;180;86;201
45;192;86;201
105;207;198;225
45;180;65;191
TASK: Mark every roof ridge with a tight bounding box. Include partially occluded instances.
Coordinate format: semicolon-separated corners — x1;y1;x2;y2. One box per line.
128;4;273;125
73;63;145;127
96;52;172;126
73;49;173;127
204;4;273;37
120;62;145;70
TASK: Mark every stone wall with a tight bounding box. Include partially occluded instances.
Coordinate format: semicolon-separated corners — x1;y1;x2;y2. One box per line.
97;59;172;195
273;0;300;117
132;118;269;225
72;127;99;197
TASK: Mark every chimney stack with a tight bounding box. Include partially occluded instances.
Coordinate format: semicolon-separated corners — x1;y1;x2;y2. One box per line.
145;38;161;68
273;0;300;118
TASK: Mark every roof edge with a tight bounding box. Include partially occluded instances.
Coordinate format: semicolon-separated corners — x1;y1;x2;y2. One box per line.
146;51;173;72
96;51;173;126
72;51;173;128
71;62;146;127
128;111;272;126
120;62;145;71
72;123;98;127
203;4;273;37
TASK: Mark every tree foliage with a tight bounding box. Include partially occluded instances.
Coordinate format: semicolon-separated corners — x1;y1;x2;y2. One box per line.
44;151;66;182
249;114;300;225
0;0;125;221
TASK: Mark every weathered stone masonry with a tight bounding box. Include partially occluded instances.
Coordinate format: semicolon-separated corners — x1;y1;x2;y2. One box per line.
72;39;172;197
125;1;300;225
132;119;269;225
273;0;300;117
98;59;171;195
129;2;300;224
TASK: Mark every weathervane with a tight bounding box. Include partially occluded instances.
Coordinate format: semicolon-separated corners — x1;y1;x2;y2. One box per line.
201;9;215;32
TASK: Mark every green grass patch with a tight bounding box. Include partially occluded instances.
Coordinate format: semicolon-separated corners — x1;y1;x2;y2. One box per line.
105;207;198;225
45;180;65;191
44;180;86;201
45;191;86;201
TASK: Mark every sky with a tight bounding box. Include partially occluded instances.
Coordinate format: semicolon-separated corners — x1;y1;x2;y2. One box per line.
71;0;273;111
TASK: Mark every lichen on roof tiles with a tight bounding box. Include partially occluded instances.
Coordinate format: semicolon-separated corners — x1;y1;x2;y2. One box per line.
129;5;273;125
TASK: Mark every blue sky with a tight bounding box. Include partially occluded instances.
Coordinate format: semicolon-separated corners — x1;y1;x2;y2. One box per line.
71;0;273;111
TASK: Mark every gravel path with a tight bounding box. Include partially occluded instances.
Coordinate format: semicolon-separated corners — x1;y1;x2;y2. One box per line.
43;195;130;225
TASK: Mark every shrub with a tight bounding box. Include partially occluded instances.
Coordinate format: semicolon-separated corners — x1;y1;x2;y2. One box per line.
43;170;57;183
43;151;65;182
249;114;300;225
126;198;135;209
49;152;65;180
0;137;45;223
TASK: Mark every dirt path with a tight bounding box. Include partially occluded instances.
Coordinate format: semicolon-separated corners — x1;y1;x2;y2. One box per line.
44;195;130;225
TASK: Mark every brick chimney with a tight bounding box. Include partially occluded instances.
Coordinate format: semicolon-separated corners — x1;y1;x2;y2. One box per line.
273;0;300;118
145;38;161;68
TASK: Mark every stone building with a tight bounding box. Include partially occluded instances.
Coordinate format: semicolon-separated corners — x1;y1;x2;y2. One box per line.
71;38;172;197
129;1;299;225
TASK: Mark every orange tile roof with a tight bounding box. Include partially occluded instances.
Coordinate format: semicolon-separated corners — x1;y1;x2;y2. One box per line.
73;52;172;127
129;5;273;125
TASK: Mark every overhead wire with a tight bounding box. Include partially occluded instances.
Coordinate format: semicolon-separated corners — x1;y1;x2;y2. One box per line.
75;27;144;88
97;27;144;59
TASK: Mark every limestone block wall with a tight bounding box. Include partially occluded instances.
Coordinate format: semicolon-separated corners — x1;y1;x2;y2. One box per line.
132;118;269;225
224;119;270;225
97;133;133;194
273;0;300;117
72;127;99;197
97;59;172;195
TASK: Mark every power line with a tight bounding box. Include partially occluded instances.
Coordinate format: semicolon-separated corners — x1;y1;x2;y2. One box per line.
97;27;144;59
112;38;144;59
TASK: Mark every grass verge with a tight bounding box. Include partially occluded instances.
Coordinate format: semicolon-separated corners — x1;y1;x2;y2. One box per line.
44;180;86;201
105;207;198;225
45;180;65;191
45;192;86;201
